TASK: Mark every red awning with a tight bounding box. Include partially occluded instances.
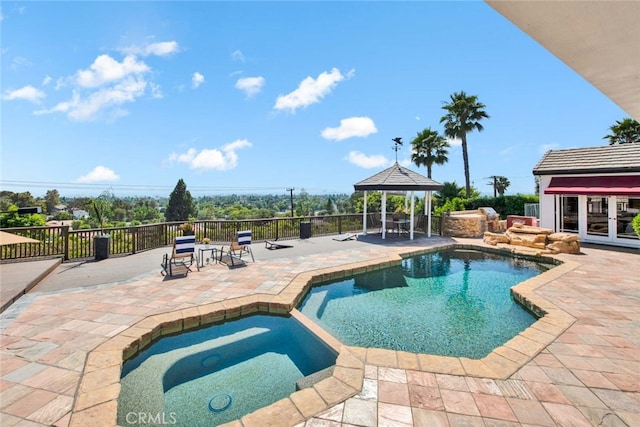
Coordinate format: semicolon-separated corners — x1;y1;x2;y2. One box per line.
544;176;640;196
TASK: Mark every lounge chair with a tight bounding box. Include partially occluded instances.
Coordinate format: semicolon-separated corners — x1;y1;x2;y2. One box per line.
161;235;198;277
219;230;254;266
265;240;293;250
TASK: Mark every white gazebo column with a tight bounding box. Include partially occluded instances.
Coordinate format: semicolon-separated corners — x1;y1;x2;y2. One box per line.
427;190;432;237
409;191;415;240
362;190;368;235
382;191;387;239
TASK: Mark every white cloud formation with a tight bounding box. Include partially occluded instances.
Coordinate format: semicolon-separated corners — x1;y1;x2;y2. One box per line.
231;50;245;62
2;85;45;104
37;76;147;121
235;76;265;97
539;143;559;154
321;116;378;141
274;67;353;113
10;56;31;70
447;137;462;147
75;166;120;183
121;41;179;57
345;151;389;168
168;139;252;171
42;75;52;85
192;72;205;89
76;54;149;88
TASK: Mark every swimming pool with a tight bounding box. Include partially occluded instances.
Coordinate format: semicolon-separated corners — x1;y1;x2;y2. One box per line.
118;314;337;427
298;248;552;359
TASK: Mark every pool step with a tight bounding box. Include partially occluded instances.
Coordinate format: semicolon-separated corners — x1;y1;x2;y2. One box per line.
296;366;335;390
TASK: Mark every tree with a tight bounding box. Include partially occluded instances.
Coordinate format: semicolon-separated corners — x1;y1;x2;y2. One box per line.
45;189;61;214
410;127;449;178
440;91;489;197
495;176;510;196
603;118;640;144
487;176;510;197
165;179;197;222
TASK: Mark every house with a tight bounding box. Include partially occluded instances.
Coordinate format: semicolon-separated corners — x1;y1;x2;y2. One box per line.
533;144;640;248
72;209;89;219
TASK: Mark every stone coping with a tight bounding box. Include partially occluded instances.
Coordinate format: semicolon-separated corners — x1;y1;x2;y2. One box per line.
69;244;577;427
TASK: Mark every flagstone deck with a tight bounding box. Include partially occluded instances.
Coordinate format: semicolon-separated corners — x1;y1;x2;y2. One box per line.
1;236;638;426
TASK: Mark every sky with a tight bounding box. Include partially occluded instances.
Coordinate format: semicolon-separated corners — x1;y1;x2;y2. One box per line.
0;1;630;199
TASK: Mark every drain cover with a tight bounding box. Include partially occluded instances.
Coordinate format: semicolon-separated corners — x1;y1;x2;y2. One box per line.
208;392;232;412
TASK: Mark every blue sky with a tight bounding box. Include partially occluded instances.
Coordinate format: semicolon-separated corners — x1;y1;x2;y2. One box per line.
1;1;629;199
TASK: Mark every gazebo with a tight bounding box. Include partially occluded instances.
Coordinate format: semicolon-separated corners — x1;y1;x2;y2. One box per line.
354;162;444;240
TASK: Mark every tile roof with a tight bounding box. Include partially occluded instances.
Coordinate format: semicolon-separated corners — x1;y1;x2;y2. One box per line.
532;143;640;175
354;162;444;191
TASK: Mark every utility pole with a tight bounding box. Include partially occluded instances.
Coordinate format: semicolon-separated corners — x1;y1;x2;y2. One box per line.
286;187;295;217
485;176;498;198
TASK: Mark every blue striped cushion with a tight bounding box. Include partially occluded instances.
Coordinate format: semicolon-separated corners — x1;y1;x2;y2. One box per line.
237;230;252;246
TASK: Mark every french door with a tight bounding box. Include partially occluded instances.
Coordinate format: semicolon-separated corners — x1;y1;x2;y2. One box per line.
581;196;640;246
558;195;639;247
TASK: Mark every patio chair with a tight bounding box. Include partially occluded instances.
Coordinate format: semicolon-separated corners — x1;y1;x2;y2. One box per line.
161;235;198;277
229;230;254;262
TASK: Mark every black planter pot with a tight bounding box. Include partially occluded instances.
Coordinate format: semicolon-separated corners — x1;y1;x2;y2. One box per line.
94;235;110;260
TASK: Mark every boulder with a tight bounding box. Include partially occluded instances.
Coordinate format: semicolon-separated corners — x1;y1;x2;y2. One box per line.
505;230;548;249
483;232;510;246
546;240;581;254
508;223;553;234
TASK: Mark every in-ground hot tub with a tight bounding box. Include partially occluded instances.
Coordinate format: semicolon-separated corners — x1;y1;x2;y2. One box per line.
118;313;337;427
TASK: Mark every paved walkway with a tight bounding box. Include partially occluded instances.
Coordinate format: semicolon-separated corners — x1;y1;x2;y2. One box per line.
0;236;638;426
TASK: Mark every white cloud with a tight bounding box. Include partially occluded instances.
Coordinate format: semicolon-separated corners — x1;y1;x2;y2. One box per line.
231;50;245;62
10;56;31;70
168;139;252;171
75;166;120;183
2;85;45;104
144;41;179;56
345;151;389;168
37;76;147;121
121;41;179;57
321;116;378;141
539;143;559;154
76;54;149;88
42;75;52;86
274;67;353;113
235;76;265;97
192;72;205;89
447;137;462;147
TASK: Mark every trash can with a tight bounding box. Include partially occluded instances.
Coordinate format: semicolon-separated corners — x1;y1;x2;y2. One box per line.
94;235;110;260
300;222;312;239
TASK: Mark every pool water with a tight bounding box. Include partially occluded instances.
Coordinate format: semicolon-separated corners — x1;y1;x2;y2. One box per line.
298;249;551;359
118;314;337;427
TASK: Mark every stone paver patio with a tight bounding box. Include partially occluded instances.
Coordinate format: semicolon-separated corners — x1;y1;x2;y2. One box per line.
1;236;638;426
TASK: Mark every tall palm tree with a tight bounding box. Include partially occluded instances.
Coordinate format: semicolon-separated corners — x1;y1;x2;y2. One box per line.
440;91;489;197
603;118;640;144
495;176;510;196
410;127;449;178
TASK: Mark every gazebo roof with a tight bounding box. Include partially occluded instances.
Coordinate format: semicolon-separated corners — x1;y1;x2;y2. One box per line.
353;162;444;191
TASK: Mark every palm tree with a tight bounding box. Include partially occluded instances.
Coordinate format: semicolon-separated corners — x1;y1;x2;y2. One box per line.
410;127;449;178
440;91;489;197
603;118;640;144
495;176;510;196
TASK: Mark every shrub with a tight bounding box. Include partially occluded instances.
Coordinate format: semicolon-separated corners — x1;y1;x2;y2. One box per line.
633;213;640;238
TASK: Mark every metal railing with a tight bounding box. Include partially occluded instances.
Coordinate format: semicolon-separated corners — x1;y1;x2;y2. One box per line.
1;214;441;262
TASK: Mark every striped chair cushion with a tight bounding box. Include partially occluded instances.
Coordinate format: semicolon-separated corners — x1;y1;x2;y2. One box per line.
175;235;196;255
237;230;252;246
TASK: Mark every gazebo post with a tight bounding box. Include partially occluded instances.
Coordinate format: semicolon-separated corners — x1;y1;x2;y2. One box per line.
382;191;387;239
362;190;368;235
409;191;415;240
427;191;432;237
